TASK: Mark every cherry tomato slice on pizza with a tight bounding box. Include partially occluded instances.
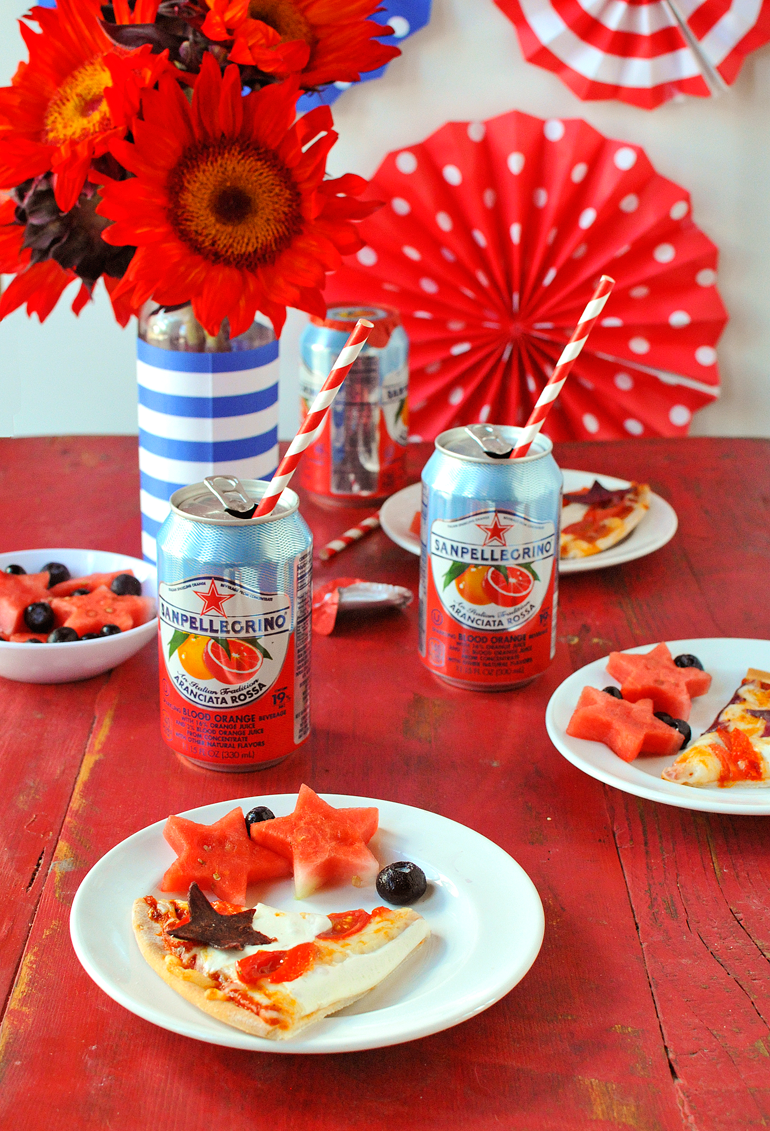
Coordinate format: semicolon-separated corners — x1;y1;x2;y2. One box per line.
237;949;287;984
267;942;318;983
237;942;318;985
316;909;371;940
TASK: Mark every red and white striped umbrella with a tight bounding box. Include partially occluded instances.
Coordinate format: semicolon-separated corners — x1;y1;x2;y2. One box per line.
494;0;770;108
323;109;728;444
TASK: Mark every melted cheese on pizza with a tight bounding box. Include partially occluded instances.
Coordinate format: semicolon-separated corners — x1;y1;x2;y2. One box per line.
152;899;429;1032
662;670;770;787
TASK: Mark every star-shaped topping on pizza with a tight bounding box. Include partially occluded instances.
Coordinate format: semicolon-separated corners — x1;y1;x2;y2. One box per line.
476;514;509;546
248;785;380;899
160;807;291;906
167;883;277;950
193;579;236;616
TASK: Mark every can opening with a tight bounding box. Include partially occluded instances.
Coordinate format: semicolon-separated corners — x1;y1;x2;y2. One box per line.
436;425;553;464
170;479;299;525
203;475;257;519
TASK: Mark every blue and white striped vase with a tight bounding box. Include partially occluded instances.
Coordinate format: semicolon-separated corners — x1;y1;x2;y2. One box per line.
136;303;279;563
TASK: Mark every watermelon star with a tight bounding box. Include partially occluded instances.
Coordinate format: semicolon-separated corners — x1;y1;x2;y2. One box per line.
567;687;685;762
606;643;712;721
249;785;380;900
160;807;292;906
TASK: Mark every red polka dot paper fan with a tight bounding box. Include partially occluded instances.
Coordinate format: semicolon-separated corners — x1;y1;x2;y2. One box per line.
324;110;728;444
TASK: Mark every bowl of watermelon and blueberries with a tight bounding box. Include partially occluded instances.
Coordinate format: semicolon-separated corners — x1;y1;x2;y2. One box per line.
0;549;156;684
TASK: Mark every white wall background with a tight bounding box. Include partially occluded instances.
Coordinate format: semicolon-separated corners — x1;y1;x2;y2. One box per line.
1;0;769;439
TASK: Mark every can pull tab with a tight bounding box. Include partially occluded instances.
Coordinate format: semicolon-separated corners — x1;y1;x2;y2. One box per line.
203;475;257;519
464;425;514;459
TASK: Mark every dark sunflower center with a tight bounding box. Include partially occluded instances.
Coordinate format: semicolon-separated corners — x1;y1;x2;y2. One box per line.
167;140;302;270
43;57;113;146
213;186;253;225
247;0;315;46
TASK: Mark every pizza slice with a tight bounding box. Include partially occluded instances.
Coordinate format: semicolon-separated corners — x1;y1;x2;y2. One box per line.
661;668;770;787
560;480;651;559
133;884;429;1039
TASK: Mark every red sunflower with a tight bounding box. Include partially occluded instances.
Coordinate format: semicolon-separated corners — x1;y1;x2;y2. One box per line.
0;0;169;212
97;53;381;338
201;0;400;87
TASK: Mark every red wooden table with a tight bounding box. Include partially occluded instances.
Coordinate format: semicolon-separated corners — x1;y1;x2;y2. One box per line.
1;435;769;1131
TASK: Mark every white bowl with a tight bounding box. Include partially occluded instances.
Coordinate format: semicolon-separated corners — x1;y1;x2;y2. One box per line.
0;548;157;684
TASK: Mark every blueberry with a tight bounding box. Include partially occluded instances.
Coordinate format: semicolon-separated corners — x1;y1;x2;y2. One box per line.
245;806;275;832
4;564;26;575
47;627;79;643
654;712;692;749
24;602;54;633
100;624;121;636
26;638;43;643
376;861;428;906
110;573;142;596
70;588;90;597
674;653;703;671
79;633;100;640
602;686;623;699
42;562;70;588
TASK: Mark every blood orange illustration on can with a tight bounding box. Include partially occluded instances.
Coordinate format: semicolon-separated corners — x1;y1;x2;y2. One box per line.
420;427;562;690
156;477;311;770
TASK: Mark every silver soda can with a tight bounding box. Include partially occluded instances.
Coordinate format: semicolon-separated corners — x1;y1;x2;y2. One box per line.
419;427;562;690
156;476;312;770
299;304;409;504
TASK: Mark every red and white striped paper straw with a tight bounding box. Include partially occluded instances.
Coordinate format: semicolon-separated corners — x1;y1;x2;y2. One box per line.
512;275;615;459
255;318;374;518
318;513;381;561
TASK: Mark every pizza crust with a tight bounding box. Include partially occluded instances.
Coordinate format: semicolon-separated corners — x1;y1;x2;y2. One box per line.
132;898;285;1038
132;898;429;1040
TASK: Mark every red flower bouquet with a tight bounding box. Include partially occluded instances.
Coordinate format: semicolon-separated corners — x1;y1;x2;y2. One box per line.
0;0;396;334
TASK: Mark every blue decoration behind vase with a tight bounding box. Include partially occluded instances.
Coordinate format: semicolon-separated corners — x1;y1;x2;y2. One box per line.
296;0;432;112
136;334;279;563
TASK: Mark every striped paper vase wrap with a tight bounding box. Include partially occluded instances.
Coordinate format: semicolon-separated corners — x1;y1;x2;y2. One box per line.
136;336;279;562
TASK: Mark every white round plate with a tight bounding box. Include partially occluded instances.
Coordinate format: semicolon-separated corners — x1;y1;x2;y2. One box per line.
546;638;770;814
379;473;677;573
0;548;157;684
70;794;544;1053
379;481;422;555
559;470;677;574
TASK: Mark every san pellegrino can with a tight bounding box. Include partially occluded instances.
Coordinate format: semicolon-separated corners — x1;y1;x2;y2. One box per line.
299;304;409;504
156;477;312;770
419;427;562;690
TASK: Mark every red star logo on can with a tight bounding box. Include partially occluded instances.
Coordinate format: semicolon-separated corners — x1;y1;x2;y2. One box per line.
193;579;236;616
476;514;510;546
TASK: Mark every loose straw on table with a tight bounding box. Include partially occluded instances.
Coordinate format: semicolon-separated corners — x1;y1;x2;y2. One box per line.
319;513;381;561
512;275;615;459
255;318;374;518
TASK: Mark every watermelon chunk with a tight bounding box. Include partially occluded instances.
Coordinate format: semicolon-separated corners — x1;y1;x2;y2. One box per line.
567;686;684;762
161;807;292;905
606;643;711;720
249;784;380;899
0;572;50;636
10;633;47;642
50;586;154;635
48;570;133;598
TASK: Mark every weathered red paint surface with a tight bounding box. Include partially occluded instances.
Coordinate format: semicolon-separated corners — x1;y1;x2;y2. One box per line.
0;436;768;1130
